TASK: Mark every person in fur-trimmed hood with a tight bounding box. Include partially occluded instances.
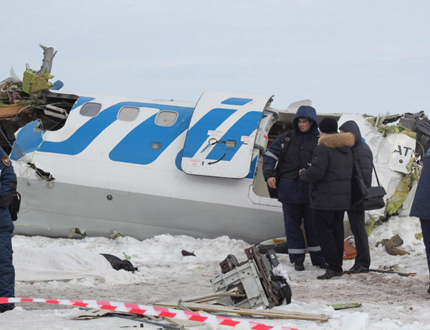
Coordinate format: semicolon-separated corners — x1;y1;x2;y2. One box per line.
299;118;355;280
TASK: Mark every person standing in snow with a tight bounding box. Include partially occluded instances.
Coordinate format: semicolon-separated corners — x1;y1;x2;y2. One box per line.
299;118;355;279
410;147;430;294
263;106;327;271
0;147;17;313
339;120;373;274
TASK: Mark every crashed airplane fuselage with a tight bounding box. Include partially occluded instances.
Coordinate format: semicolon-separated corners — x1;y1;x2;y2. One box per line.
9;90;321;243
1;46;429;243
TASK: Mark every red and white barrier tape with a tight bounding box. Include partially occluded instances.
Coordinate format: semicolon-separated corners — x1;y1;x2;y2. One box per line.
0;297;299;330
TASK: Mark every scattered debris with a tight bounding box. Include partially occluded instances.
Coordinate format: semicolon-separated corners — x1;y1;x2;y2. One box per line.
376;234;410;256
112;314;180;330
152;248;305;324
100;254;138;272
328;302;362;310
255;237;288;254
366;220;376;236
180;289;246;304
386;173;416;216
68;227;87;238
343;236;357;260
211;246;292;308
368;268;416;277
156;301;329;322
0;45;78;154
8;296;324;328
70;308;111;320
28;163;55;182
181;250;196;256
70;308;179;329
109;229;124;240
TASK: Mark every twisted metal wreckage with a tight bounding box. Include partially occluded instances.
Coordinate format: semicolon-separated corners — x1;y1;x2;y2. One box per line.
0;45;77;152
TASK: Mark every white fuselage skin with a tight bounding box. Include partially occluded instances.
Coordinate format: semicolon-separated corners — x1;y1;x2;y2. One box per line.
13;92;284;244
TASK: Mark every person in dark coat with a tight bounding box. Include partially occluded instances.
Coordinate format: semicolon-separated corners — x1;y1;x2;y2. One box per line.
0;147;17;313
339;120;373;274
300;118;355;279
263;106;326;271
410;147;430;294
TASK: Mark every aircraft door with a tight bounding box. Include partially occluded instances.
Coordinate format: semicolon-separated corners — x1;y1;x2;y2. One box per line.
181;91;273;178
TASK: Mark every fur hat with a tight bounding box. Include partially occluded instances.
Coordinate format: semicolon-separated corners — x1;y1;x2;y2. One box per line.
319;118;338;134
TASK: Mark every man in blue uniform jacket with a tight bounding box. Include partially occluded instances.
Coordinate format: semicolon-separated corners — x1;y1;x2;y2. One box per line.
263;106;326;271
0;147;17;313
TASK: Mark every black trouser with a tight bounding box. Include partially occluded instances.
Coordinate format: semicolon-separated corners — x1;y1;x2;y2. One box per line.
347;210;371;268
420;219;430;273
312;210;344;273
0;231;14;308
282;203;324;265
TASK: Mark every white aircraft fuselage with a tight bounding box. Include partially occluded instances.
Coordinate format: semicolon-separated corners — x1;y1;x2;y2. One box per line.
13;90;322;243
4;45;424;244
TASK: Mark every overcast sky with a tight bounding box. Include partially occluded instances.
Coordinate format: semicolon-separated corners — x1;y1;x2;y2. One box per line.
1;0;429;116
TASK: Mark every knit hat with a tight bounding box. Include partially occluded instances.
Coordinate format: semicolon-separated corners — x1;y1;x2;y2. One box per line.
319;118;338;134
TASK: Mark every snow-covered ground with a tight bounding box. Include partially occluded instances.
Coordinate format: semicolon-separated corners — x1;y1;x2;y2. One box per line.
1;216;429;330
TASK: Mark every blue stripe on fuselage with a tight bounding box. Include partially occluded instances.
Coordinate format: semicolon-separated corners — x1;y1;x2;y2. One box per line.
10;96;96;160
25;98;259;169
10;121;44;160
246;156;258;179
206;111;261;161
221;98;252;106
71;96;96;110
182;108;236;158
39;102;193;156
109;107;194;165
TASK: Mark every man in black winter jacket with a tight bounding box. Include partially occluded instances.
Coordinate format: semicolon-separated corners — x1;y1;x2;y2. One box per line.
339;120;373;274
300;118;355;279
263;106;326;271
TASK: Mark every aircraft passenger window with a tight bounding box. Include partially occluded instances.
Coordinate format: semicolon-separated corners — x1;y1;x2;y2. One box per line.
80;103;102;117
118;106;139;121
155;111;178;127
